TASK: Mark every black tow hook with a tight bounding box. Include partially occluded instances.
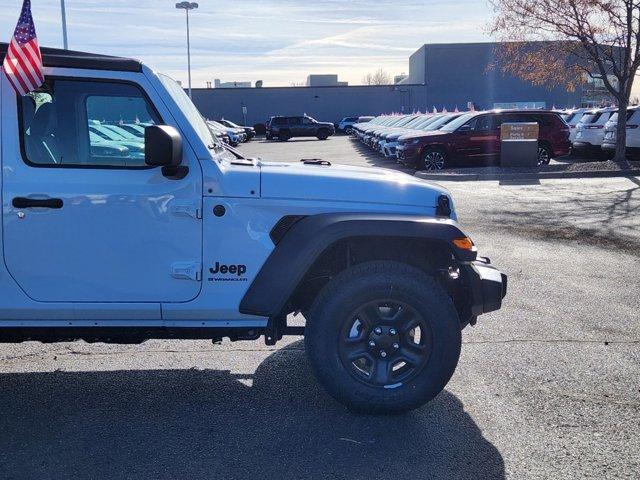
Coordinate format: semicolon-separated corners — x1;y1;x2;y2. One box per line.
436;194;451;217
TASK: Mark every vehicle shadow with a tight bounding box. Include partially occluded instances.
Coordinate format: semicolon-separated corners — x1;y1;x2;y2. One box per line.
0;341;505;480
348;138;415;173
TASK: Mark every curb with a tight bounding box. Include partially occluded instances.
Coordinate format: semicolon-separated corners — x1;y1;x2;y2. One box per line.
415;169;640;182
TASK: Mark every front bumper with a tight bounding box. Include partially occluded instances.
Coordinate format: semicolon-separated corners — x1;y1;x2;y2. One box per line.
396;144;421;165
382;141;399;157
460;259;507;319
572;141;602;151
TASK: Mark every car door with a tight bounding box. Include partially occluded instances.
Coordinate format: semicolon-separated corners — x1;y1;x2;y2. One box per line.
469;114;501;162
2;76;203;303
288;117;303;136
301;116;317;135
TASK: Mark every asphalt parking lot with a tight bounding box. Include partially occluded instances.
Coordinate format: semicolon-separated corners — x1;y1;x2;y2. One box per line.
0;136;638;479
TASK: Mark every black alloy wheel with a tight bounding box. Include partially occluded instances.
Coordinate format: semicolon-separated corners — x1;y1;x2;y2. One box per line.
537;145;552;165
338;300;432;388
423;148;446;170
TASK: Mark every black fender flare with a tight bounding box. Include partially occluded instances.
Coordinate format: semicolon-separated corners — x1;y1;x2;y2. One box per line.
239;213;476;317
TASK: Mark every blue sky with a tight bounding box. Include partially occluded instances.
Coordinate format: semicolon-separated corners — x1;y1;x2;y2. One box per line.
0;0;493;87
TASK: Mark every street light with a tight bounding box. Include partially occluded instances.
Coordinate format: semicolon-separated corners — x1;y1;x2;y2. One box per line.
60;0;68;49
175;2;198;98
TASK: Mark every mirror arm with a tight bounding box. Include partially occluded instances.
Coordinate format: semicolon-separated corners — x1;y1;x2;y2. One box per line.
162;165;189;180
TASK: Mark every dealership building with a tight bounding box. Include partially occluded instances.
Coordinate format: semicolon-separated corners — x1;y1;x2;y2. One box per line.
191;42;608;127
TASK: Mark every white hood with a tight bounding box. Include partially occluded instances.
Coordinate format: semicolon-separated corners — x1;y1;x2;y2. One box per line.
259;161;450;208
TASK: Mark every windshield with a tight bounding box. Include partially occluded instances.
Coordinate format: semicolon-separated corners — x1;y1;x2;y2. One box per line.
159;74;217;148
385;116;408;126
402;116;428;128
90;126;123;141
581;112;603;124
440;113;478;131
106;125;138;140
416;115;441;129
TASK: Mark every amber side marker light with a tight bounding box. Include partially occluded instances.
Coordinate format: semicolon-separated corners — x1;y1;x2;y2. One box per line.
452;237;474;250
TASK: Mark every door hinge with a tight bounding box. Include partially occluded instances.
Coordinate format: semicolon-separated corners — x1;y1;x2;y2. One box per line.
171;262;202;281
170;202;202;219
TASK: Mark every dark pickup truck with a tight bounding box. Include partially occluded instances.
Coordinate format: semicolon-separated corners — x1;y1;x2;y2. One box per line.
266;115;335;141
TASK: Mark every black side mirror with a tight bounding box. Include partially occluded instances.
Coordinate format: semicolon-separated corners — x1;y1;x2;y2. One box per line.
457;124;471;133
145;125;187;179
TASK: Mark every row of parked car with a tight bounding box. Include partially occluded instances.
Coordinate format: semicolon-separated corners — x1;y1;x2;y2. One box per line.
350;110;571;170
88;120;148;159
206;119;256;147
559;106;640;157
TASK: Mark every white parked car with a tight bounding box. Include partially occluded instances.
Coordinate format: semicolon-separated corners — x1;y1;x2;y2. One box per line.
573;107;617;155
561;108;590;143
336;117;360;134
601;105;640;156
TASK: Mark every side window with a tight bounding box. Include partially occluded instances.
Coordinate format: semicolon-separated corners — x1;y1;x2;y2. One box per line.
274;117;287;126
289;117;302;125
302;117;314;125
473;115;493;131
20;79;161;167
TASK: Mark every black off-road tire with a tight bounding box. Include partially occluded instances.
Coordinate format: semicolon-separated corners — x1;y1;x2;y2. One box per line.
317;129;330;140
278;130;291;141
305;261;461;414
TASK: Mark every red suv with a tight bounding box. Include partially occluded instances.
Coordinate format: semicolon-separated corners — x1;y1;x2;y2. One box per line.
396;110;571;170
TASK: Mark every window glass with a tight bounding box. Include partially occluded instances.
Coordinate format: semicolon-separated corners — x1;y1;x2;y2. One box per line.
580;112;602;124
440;112;477;131
289;117;302;125
158;73;214;148
474;115;494;131
274;117;287;125
20;79;161;167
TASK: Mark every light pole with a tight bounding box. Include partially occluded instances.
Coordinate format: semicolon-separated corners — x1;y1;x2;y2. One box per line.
60;0;68;49
175;2;198;99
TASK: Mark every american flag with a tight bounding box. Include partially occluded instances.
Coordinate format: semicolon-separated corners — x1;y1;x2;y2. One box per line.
2;0;44;96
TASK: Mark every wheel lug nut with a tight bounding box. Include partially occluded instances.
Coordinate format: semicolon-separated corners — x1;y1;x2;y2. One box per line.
374;327;382;334
393;343;399;349
389;328;397;335
368;340;376;348
380;350;387;358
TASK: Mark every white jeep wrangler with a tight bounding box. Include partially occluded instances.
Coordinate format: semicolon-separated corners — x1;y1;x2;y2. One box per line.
0;44;506;413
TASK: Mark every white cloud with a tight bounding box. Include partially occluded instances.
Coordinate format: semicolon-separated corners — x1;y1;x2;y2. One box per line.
1;0;492;86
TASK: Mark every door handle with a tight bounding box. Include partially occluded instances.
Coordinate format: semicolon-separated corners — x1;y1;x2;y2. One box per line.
12;197;64;209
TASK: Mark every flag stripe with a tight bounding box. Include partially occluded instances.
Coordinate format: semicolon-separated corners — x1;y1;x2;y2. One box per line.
11;39;42;87
7;54;35;93
4;66;23;95
3;57;31;94
23;41;44;82
9;39;39;89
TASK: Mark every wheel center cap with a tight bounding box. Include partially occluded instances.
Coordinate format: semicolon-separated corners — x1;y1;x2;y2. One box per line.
369;326;400;351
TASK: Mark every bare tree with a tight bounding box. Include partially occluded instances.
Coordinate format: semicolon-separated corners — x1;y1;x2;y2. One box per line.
489;0;640;163
362;68;393;85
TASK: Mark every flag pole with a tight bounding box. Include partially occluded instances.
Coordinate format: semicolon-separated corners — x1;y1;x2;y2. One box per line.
60;0;68;49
